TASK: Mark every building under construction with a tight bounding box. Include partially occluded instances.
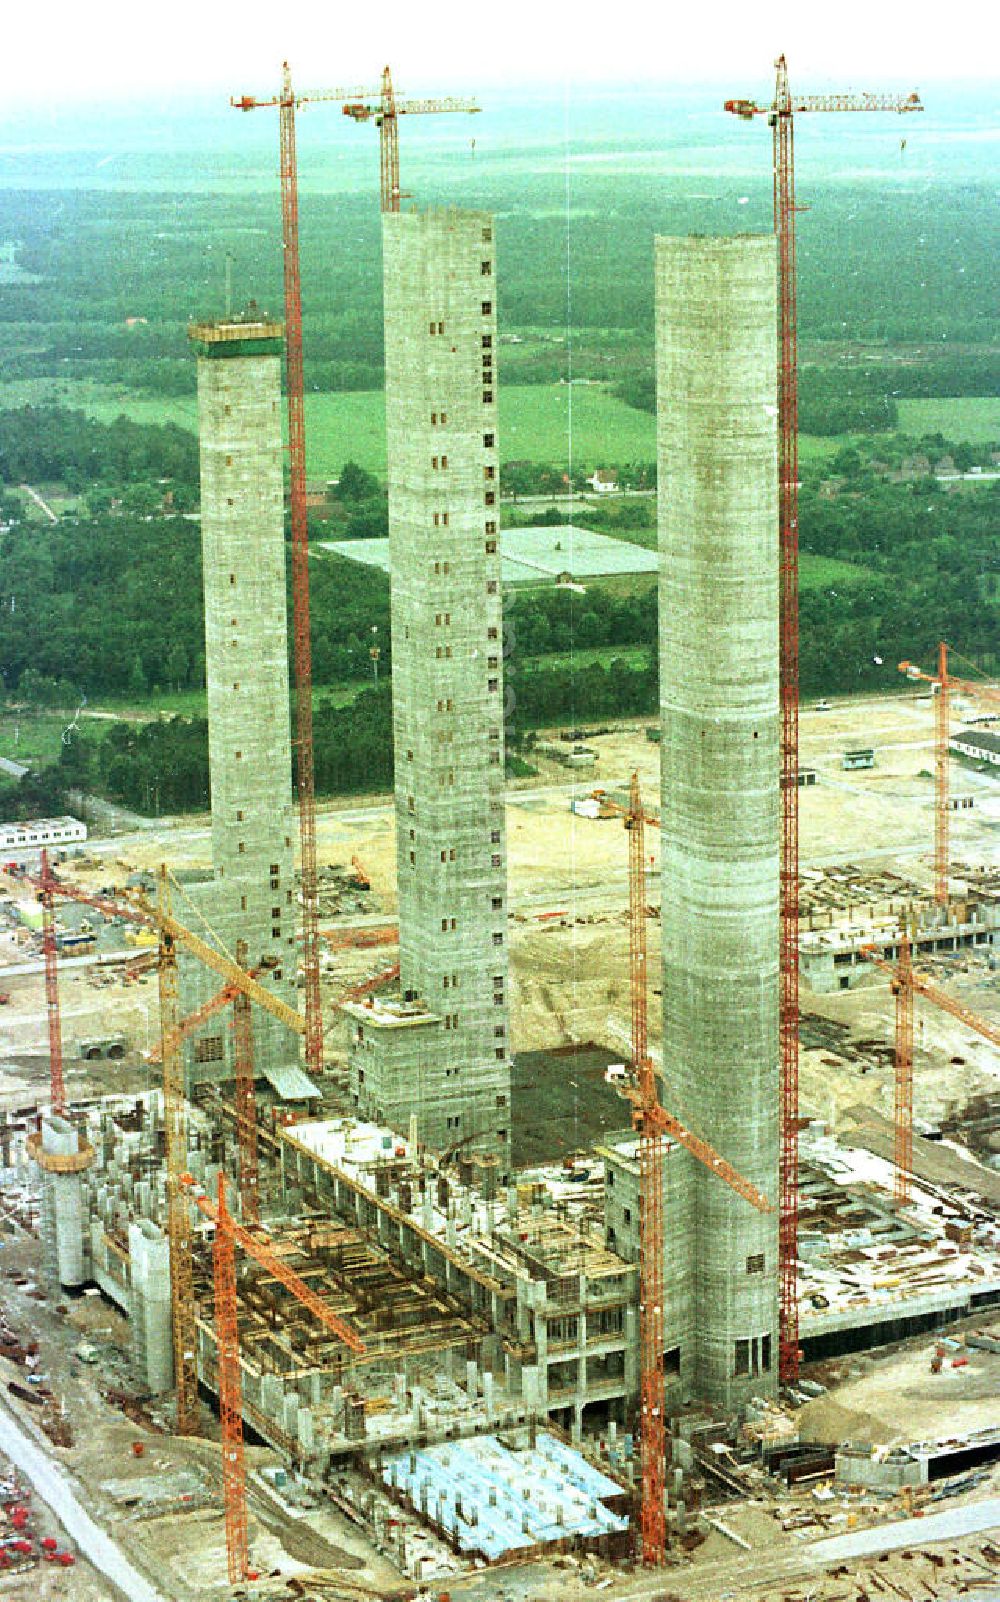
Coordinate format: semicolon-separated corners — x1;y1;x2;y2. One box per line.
3;95;1000;1600
179;315;308;1103
347;209;511;1169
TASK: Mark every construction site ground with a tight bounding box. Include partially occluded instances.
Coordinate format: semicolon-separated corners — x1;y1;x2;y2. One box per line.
4;689;996;1141
0;689;998;1598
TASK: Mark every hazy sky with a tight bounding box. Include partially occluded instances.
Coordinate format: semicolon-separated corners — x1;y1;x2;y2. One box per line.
4;0;989;110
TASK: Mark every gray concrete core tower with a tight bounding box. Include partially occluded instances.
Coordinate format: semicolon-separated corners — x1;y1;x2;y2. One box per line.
656;236;780;1407
349;210;510;1169
183;317;300;1092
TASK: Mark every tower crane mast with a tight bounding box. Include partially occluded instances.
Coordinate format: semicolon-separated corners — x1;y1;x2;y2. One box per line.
180;1170;365;1584
898;644;1000;907
37;851;65;1117
617;775;771;1565
725;59;923;1385
861;936;1000;1203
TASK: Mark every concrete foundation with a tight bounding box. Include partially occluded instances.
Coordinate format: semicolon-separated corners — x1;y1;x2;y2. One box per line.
656;235;780;1407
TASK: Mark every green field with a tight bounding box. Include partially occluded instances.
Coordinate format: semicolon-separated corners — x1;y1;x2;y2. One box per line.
2;378;850;479
896;397;1000;443
799;554;874;591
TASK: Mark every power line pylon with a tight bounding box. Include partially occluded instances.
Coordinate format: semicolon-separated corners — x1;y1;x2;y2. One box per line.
158;866;198;1435
38;850;64;1116
899;644;1000;909
725;60;923;1386
341;65;480;212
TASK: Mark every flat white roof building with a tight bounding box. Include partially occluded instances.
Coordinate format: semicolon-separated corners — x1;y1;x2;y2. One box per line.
0;816;87;853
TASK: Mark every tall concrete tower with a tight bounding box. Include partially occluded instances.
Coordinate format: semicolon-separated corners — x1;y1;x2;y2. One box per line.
348;210;510;1171
656;236;780;1407
184;316;300;1092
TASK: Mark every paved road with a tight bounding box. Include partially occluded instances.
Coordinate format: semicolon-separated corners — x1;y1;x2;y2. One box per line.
0;1398;168;1602
810;1496;1000;1561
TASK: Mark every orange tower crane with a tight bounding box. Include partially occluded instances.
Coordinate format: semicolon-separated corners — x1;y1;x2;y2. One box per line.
147;963;266;1066
620;775;772;1565
892;928;915;1206
158;866;199;1435
725;60;923;1385
181;1170;366;1585
37;850;65;1117
861;936;1000;1204
341;66;480;212
231;62;349;1082
338;961;400;1005
898;644;1000;907
30;863;307;1430
232;939;259;1226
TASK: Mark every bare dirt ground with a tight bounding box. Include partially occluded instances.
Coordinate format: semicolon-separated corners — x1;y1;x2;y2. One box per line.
3;692;998;1146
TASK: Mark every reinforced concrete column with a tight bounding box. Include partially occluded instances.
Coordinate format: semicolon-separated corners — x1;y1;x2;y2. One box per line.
656;235;780;1408
29;1117;93;1290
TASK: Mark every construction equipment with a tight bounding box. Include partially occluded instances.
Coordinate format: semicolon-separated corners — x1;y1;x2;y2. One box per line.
725;59;923;1386
338;962;400;1006
620;775;771;1565
180;1170;365;1584
28;866;304;1037
37;851;64;1117
29;862;304;1431
322;923;397;952
899;644;1000;906
232;62;324;1082
860;935;1000;1204
147;966;265;1066
233;939;259;1226
349;855;371;892
341;66;480;213
158;867;198;1436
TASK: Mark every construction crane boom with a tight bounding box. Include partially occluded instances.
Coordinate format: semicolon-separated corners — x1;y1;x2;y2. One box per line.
23;867;303;1037
860;944;1000;1049
899;645;1000;907
725;56;922;1387
148;971;257;1066
182;1170;365;1583
861;935;999;1205
231;63;322;1079
181;1172;366;1352
342;65;480;212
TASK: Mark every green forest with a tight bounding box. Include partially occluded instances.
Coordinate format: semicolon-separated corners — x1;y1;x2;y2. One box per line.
0;161;997;819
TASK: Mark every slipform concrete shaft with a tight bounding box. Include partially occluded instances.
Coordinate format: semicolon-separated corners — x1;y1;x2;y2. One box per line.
185;321;298;1085
364;209;510;1163
656;236;780;1407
